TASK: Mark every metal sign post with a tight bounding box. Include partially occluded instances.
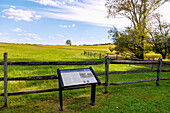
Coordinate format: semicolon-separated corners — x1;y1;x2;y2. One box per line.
57;67;101;111
91;84;96;106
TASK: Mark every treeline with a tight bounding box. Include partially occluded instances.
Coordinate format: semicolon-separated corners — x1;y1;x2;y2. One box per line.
78;43;113;46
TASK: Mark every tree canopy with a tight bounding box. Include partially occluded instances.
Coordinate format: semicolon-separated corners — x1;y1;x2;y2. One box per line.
106;0;168;59
149;13;170;59
65;40;72;46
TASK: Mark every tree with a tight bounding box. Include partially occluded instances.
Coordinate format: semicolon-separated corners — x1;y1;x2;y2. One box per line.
106;0;167;59
149;14;170;59
108;27;150;58
109;46;114;53
65;40;72;46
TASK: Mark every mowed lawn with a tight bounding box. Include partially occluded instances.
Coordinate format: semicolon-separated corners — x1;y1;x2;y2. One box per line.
0;43;169;113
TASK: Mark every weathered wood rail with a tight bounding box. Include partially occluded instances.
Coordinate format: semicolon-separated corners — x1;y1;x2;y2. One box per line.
0;75;58;81
0;53;170;107
108;54;170;67
0;78;169;96
0;61;104;65
110;60;159;64
0;69;169;81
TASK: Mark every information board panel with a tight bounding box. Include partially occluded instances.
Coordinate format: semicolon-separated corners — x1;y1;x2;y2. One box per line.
57;67;100;87
57;67;101;111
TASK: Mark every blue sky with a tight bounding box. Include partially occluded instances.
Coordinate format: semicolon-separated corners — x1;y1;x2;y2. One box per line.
0;0;170;45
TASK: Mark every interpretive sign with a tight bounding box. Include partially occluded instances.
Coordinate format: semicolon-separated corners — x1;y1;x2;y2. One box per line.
59;68;99;87
57;67;101;111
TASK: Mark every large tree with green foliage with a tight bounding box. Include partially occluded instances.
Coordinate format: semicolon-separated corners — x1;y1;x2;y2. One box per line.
149;13;170;59
108;27;150;58
65;40;72;46
106;0;167;59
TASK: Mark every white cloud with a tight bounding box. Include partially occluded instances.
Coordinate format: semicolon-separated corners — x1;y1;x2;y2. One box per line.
29;0;64;7
25;38;31;40
18;33;41;40
2;6;41;21
17;39;24;41
18;33;37;36
1;15;6;18
59;24;75;28
72;24;75;27
35;15;41;19
29;0;76;7
10;5;16;8
30;0;170;28
0;36;35;42
25;37;41;40
66;0;75;4
12;28;22;32
0;37;10;41
48;34;64;39
30;0;130;28
32;36;41;40
55;34;64;38
24;36;41;40
59;25;68;28
0;32;8;35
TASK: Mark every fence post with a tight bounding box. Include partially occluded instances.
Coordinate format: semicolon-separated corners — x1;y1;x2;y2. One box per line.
151;57;154;70
129;55;132;66
105;56;109;93
4;53;8;107
116;54;118;60
156;58;162;86
99;53;101;59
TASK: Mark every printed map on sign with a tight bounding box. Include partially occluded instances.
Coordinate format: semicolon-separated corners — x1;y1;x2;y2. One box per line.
60;69;97;87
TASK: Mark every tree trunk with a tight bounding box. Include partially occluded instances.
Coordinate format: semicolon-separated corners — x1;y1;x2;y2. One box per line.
139;53;144;59
162;54;166;59
134;53;144;59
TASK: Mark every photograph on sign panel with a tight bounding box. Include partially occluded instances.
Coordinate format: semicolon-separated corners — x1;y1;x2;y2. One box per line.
79;72;93;78
79;71;97;84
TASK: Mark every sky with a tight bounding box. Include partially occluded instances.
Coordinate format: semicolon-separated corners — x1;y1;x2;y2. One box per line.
0;0;170;45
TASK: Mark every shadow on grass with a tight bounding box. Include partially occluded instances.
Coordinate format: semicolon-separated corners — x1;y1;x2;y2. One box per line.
65;96;92;111
0;106;6;111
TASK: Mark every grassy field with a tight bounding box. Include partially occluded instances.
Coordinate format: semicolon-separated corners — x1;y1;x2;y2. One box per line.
0;43;169;113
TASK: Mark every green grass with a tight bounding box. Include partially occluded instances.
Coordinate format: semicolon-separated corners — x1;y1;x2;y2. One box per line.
0;43;169;113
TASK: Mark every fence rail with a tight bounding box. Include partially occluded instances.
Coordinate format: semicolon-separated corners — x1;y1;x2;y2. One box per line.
0;85;92;96
0;61;104;65
109;78;170;85
108;53;170;66
0;75;58;81
83;50;170;66
0;69;169;81
0;78;170;96
0;59;169;66
110;60;159;64
0;53;170;107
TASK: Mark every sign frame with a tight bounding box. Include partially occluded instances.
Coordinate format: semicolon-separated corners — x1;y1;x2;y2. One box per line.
57;67;101;111
58;67;101;88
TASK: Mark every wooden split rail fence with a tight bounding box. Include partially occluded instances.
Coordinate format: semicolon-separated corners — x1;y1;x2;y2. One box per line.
0;53;170;107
